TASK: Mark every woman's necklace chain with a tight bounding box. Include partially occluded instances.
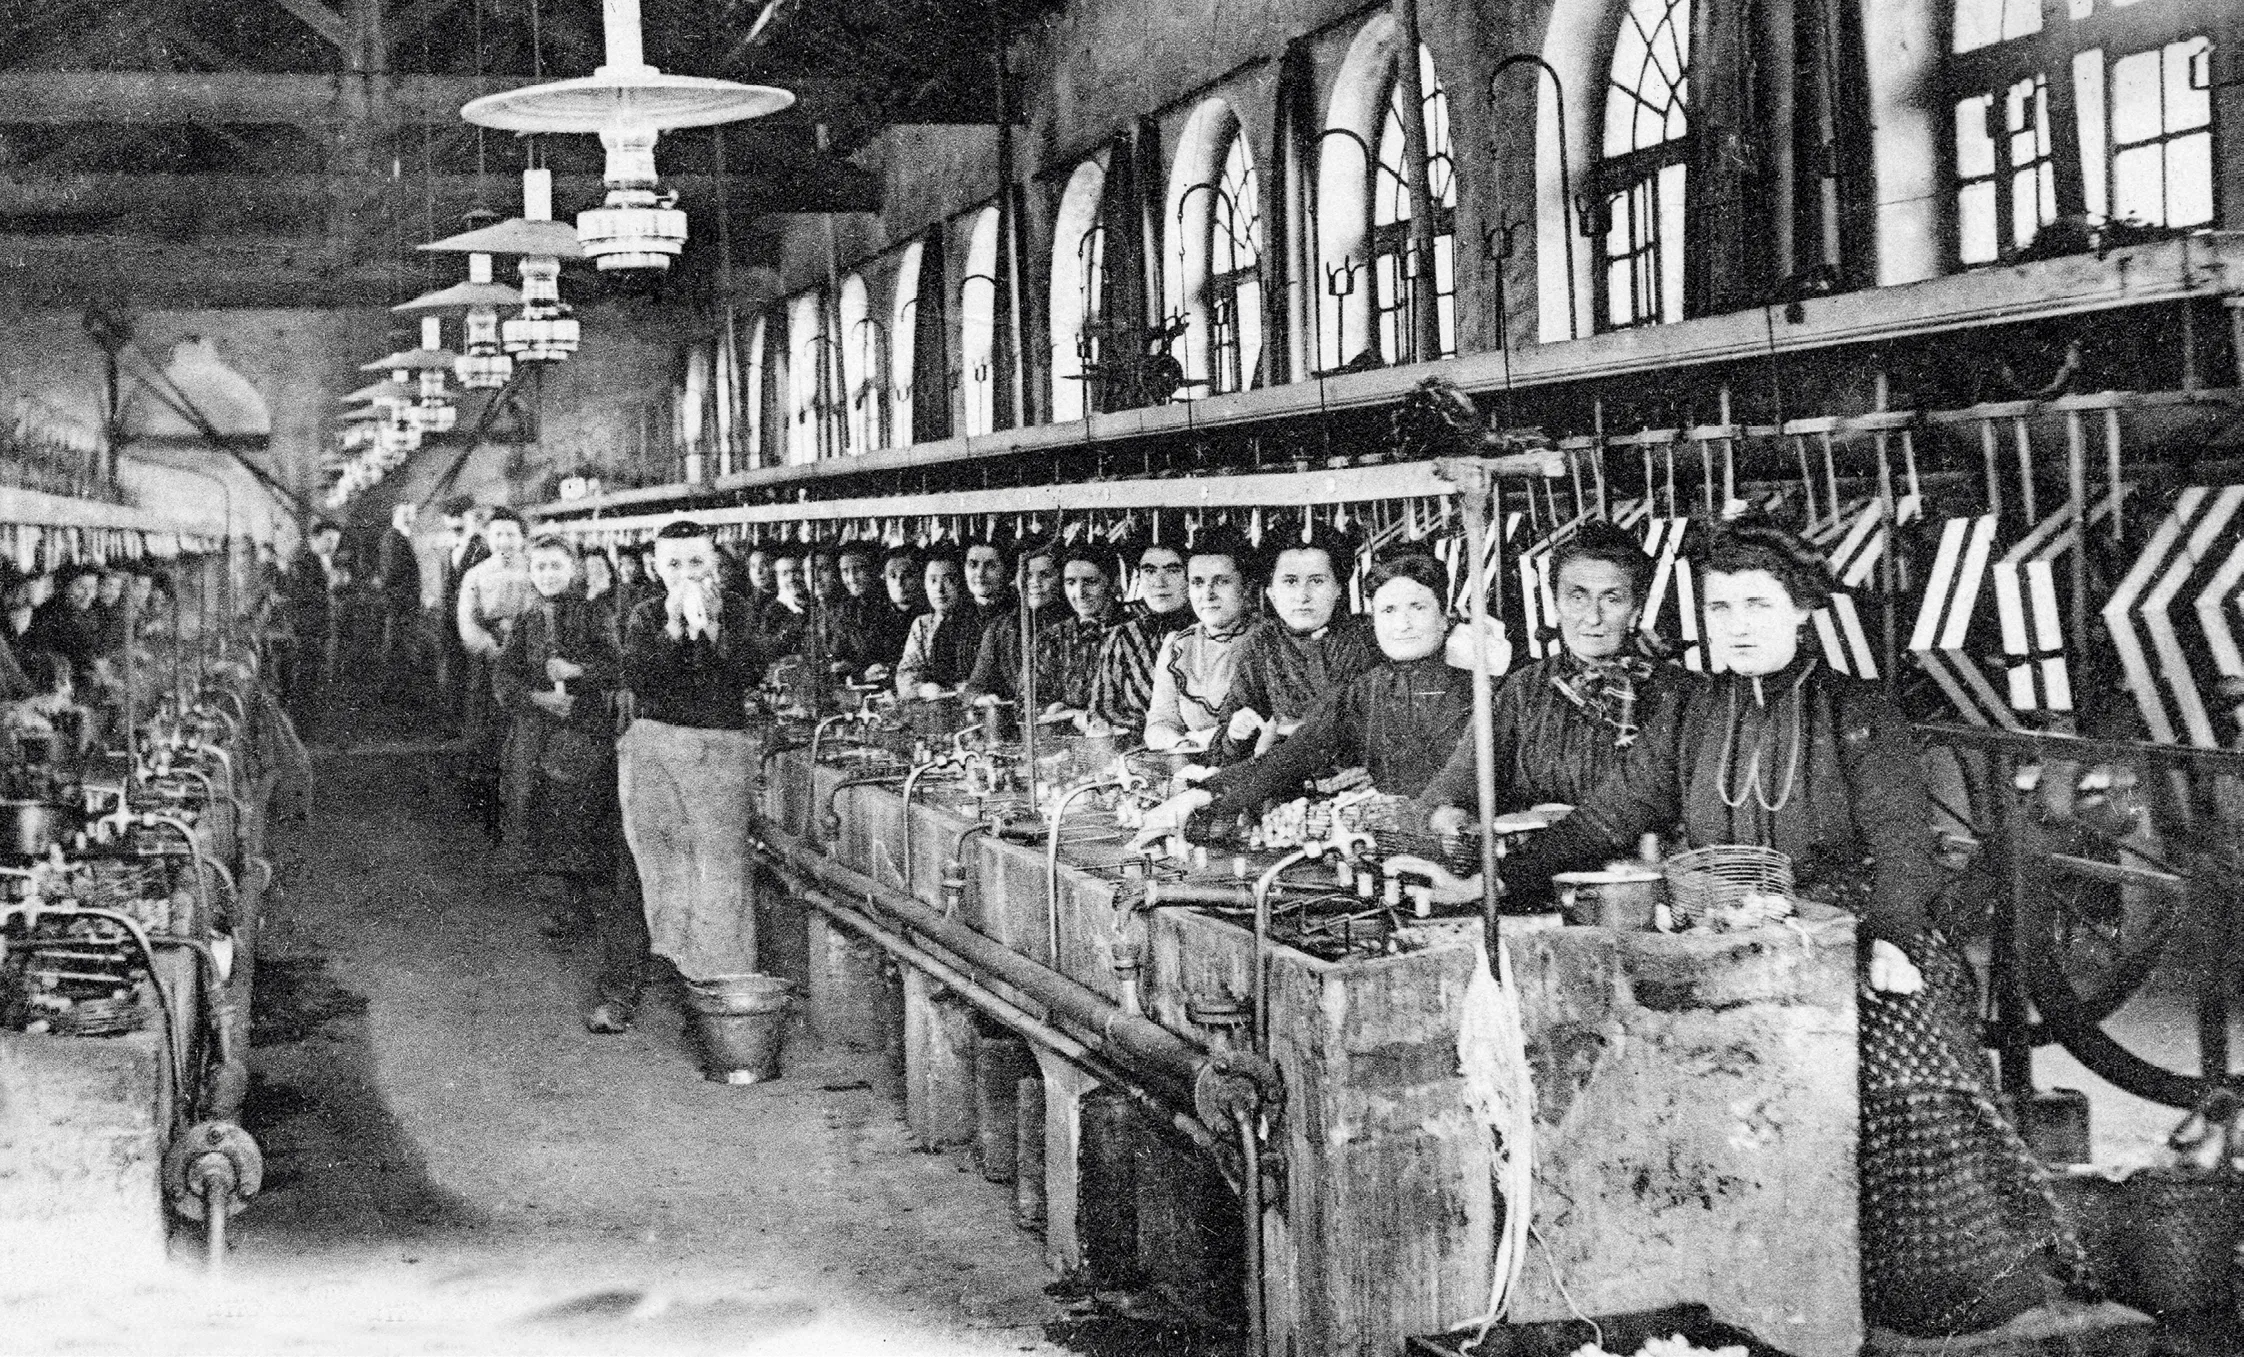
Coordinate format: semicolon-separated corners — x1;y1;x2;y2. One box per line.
1716;672;1804;813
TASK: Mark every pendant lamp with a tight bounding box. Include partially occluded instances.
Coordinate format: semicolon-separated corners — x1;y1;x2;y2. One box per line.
396;247;521;390
421;168;584;363
458;0;792;271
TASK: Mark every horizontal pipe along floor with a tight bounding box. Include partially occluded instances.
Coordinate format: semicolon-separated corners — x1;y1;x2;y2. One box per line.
756;737;1864;1356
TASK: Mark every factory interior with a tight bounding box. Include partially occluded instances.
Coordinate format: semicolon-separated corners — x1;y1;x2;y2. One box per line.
4;0;2244;1354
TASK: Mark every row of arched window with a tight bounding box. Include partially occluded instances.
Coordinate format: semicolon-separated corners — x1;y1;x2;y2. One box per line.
671;0;2221;474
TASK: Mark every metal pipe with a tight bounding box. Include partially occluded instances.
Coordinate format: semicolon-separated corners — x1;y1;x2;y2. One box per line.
777;867;1231;1169
1238;1113;1266;1356
1392;0;1443;362
819;772;904;846
1046;778;1126;967
1252;849;1311;1050
752;826;1216;1096
203;1172;228;1277
899;755;959;894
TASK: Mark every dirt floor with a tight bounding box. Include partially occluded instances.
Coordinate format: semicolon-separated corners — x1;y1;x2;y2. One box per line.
8;699;1093;1356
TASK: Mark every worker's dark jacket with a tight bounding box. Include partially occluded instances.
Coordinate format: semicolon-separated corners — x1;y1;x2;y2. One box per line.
1209;616;1379;764
1415;652;1694;817
622;590;761;731
1497;656;1939;942
495;588;619;876
1200;655;1474;812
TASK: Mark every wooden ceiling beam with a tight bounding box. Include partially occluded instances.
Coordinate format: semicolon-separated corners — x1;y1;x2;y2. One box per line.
0;68;971;130
0;169;882;221
267;0;351;52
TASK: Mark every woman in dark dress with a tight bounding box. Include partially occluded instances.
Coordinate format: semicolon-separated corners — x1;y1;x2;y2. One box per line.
495;535;622;938
1496;521;2084;1338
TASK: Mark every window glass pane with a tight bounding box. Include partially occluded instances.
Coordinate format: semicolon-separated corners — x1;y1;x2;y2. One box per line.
2110;48;2162;146
2074;51;2108;219
1960;182;1998;264
2166;38;2212;131
1955;94;1995;179
1605;195;1634;327
1377;105;1408;225
1236;279;1263;389
2112;144;2162;220
2165;132;2214;225
1953;0;2042;53
1657;162;1687;323
1606;0;1692;154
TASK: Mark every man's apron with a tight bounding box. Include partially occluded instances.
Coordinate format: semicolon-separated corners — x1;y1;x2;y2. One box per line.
617;718;758;981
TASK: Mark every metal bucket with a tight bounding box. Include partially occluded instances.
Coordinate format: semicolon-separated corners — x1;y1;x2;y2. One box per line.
685;974;795;1084
1552;866;1665;930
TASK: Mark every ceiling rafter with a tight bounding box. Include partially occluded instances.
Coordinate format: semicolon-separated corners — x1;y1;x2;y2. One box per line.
268;0;351;52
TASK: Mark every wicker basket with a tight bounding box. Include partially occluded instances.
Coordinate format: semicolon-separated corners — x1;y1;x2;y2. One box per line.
2107;1168;2244;1318
1661;844;1794;928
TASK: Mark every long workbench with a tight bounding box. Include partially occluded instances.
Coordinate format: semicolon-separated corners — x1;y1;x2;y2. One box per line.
751;737;1863;1356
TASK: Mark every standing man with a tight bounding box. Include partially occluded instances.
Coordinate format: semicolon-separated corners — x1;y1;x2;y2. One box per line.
436;497;488;732
280;522;347;725
456;508;534;834
374;502;425;702
602;519;766;1036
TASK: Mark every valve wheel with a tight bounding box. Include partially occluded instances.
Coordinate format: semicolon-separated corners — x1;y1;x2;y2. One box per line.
164;1120;263;1220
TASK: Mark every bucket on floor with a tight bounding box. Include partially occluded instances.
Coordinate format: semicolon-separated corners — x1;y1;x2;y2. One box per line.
686;974;795;1084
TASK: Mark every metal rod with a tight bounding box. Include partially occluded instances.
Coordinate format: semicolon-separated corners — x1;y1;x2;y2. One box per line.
775;864;1232;1166
1392;0;1443;362
1239;1114;1267;1356
753;827;1214;1093
1252;848;1311;1050
1446;460;1504;949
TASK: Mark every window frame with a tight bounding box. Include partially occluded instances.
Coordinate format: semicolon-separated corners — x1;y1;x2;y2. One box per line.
1942;0;2220;267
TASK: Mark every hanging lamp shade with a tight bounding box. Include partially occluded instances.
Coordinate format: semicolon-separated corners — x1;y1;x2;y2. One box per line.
397;253;523;390
423;169;582;363
458;0;791;271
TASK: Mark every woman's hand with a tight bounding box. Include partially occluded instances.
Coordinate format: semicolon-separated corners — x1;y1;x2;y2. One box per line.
1382;855;1487;906
1126;787;1212;852
529;689;576;719
1226;707;1265;742
1426;805;1472;839
914;681;945;702
1867;939;1925;995
545;657;585;683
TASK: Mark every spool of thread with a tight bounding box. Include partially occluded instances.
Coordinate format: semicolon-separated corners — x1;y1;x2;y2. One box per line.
1355;870;1374;900
1231;855;1250;880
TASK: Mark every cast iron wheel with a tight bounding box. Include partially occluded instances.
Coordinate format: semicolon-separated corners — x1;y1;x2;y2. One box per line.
2010;823;2233;1109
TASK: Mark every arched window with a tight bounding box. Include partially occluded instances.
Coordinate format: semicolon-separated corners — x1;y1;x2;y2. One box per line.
786;290;824;465
958;205;1001;437
1050;157;1108;421
1166;100;1267;397
889;240;923;449
1596;0;1692;329
838;273;877;456
1208;133;1266;392
1373;47;1456;361
1316;18;1458;370
1949;0;2216;266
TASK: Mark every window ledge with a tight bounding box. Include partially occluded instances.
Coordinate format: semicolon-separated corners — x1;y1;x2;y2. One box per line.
547;234;2244;518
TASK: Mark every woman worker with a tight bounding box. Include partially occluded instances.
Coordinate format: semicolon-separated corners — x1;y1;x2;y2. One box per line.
494;535;621;943
1130;552;1472;845
1489;520;2083;1339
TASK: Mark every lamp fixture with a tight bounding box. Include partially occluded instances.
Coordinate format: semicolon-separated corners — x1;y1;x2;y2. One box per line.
360;316;459;433
459;0;792;271
397;250;522;390
422;168;584;363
